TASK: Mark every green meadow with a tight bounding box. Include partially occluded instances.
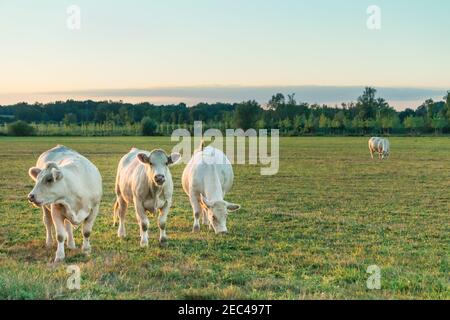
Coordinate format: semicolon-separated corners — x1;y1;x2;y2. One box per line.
0;136;448;299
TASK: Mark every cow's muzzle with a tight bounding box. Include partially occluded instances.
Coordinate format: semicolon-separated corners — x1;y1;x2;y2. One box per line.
27;194;42;206
154;174;165;185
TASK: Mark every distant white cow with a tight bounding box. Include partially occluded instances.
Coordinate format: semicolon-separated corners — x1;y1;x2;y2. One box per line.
113;148;181;247
369;137;390;160
28;145;102;263
182;143;241;234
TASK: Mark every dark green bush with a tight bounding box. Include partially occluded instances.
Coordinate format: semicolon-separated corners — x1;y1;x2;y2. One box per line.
141;117;157;136
7;121;36;136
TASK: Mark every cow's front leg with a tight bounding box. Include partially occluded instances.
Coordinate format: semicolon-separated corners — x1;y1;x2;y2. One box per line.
42;206;53;247
189;194;202;233
134;198;149;247
82;203;99;254
65;220;76;249
51;205;66;263
158;201;170;246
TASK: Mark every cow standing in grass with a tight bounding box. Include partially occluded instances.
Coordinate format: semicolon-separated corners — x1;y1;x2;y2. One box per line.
182;142;241;234
27;145;102;263
113;148;181;247
369;137;390;160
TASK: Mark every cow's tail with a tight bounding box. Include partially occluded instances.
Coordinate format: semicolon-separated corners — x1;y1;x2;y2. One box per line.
113;200;119;227
113;173;121;227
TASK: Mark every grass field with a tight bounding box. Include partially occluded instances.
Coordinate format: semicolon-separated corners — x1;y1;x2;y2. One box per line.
0;136;448;300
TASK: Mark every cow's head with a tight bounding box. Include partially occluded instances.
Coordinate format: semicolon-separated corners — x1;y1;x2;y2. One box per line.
28;162;66;206
137;149;181;186
382;146;390;159
200;195;241;234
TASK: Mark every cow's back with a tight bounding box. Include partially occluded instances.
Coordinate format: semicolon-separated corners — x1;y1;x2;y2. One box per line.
183;147;233;197
37;145;80;167
37;145;102;201
115;148;148;200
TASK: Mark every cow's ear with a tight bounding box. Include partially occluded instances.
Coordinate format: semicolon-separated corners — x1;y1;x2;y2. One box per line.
137;153;150;164
28;167;41;181
51;168;63;181
167;152;181;166
226;201;241;212
200;194;214;208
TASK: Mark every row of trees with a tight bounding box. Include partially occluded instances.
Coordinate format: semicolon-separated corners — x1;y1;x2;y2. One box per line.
1;88;449;136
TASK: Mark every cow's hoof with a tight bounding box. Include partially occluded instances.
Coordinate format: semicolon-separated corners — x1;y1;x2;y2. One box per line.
82;246;91;255
118;233;126;239
54;257;64;264
45;242;53;248
140;241;149;248
159;237;169;247
67;243;77;250
192;225;200;233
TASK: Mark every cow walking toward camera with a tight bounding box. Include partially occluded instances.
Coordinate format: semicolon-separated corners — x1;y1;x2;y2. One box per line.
369;137;390;160
113;148;181;247
182;142;241;234
27;145;102;263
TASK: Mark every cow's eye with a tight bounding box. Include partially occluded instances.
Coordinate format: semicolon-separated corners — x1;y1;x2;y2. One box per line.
46;177;53;184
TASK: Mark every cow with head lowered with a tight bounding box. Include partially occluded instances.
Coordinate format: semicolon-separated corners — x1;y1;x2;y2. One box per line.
28;145;103;263
182;143;241;234
369;137;390;160
113;148;181;247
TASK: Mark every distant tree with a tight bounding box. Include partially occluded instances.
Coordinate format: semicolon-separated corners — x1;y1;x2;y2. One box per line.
267;93;285;111
234;100;261;130
431;117;447;135
63;113;78;126
351;117;365;135
356;87;377;119
403;116;416;134
319;114;330;133
414;117;425;133
443;91;450;121
293;114;306;134
304;114;318;133
424;99;435;119
280;118;293;135
380;115;400;135
7;121;35;136
141;117;157;136
343;116;353;134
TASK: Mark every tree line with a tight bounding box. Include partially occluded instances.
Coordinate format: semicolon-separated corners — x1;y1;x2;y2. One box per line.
1;87;449;136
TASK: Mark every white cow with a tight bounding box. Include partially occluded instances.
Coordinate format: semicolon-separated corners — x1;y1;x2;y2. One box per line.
113;148;181;247
27;145;102;263
182;143;241;234
369;137;390;160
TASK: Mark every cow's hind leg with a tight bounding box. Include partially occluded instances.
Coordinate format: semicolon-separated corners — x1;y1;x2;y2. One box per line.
65;220;76;249
42;206;53;247
115;196;128;238
51;204;66;263
82;203;99;254
158;201;170;247
134;198;149;247
190;194;202;233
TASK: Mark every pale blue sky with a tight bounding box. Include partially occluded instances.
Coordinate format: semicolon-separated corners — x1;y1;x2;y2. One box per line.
0;0;449;108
